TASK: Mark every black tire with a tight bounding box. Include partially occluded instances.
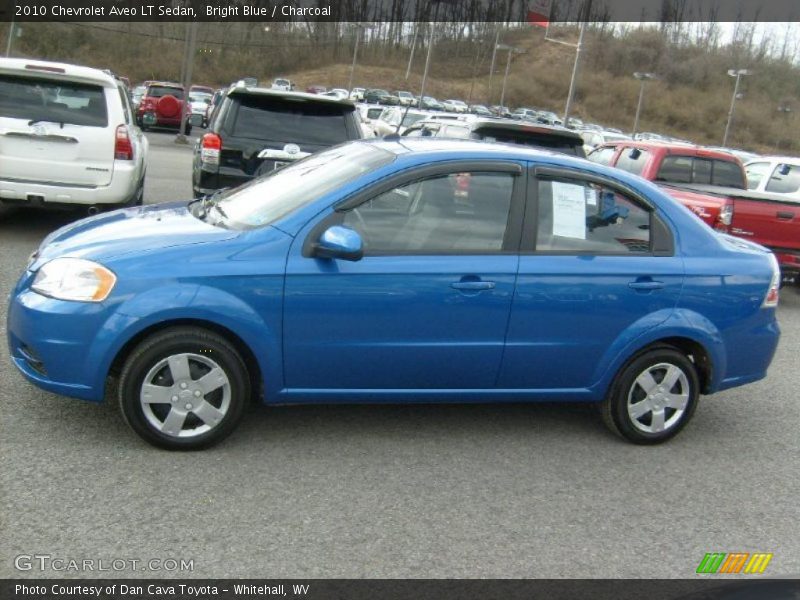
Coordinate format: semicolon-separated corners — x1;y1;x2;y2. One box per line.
118;326;250;450
125;173;145;207
601;346;699;444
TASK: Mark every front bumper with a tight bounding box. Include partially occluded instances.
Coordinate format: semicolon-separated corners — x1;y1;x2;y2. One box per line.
7;283;118;402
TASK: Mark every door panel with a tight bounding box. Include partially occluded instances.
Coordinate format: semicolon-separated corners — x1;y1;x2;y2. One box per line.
284;255;518;389
498;168;684;391
283;164;525;392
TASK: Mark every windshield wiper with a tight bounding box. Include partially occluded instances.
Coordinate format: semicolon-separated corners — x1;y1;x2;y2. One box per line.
28;118;66;129
189;188;229;219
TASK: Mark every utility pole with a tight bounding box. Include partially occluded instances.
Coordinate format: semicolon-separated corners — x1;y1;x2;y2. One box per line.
723;69;749;147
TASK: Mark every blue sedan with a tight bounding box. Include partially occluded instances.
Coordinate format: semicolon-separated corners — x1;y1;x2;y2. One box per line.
7;139;781;449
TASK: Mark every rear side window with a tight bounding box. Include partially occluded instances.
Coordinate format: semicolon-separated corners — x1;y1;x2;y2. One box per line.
766;164;800;194
712;160;745;188
0;74;108;127
657;155;745;188
229;95;352;146
536;177;651;254
615;148;650;176
147;86;184;99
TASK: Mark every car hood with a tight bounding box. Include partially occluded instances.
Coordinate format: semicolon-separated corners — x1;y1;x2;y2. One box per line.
32;201;239;267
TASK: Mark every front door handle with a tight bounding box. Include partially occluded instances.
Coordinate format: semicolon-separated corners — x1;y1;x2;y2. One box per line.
451;281;496;291
628;280;665;291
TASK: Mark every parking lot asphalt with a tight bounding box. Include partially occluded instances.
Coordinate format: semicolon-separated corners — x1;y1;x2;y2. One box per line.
1;131;799;579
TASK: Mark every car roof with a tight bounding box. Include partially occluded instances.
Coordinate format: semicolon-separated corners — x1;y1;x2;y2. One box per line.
0;57;118;88
604;140;741;159
744;155;799;164
227;86;355;106
364;137;594;167
417;117;583;141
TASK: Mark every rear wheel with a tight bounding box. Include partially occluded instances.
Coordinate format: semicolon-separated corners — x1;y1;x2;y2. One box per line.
118;327;250;450
601;346;699;444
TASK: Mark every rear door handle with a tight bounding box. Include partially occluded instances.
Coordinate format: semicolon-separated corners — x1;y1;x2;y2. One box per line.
628;280;665;290
451;281;496;291
776;211;794;220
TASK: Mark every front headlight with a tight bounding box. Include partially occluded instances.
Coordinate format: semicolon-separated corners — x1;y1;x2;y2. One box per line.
31;258;117;302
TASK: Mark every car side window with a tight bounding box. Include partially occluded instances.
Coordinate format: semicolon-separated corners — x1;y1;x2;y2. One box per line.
536;177;651;254
341;172;515;254
656;155;692;183
746;162;772;190
587;146;616;166
765;164;800;194
616;148;650;176
116;85;132;125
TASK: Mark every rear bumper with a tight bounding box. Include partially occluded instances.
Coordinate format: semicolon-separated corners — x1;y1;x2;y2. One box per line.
0;161;139;206
774;250;800;277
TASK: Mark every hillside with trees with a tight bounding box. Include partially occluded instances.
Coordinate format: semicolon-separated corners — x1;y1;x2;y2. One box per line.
3;19;798;153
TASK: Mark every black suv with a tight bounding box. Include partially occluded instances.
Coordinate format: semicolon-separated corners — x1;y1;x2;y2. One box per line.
192;86;363;197
402;117;586;157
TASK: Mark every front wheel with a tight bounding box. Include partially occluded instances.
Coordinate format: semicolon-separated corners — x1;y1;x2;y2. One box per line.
118;327;250;450
601;347;699;444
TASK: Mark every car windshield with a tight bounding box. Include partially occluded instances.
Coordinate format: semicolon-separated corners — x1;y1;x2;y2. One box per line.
212;143;395;229
0;74;108;127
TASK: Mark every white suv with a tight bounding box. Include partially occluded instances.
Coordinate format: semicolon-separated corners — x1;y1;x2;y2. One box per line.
0;58;148;213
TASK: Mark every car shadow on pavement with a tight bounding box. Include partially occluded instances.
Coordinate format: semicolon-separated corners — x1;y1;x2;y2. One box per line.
0;205;87;237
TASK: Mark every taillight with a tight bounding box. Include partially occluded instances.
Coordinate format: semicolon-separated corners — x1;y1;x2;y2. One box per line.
114;125;134;160
200;133;221;166
718;203;733;228
763;253;780;308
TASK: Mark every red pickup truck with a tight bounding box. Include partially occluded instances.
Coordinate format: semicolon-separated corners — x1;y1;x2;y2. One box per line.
588;141;800;282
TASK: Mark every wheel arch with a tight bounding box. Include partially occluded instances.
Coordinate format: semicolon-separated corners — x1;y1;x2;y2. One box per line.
108;318;263;402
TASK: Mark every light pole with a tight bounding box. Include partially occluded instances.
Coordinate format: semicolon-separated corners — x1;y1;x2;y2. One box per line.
776;104;792;152
6;13;16;58
175;21;199;145
404;24;419;80
562;20;587;125
632;72;656;136
497;44;525;108
418;0;452;108
487;27;501;104
723;69;749;147
348;23;370;92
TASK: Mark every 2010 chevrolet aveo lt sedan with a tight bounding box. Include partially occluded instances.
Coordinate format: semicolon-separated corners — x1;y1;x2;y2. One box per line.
8;139;781;449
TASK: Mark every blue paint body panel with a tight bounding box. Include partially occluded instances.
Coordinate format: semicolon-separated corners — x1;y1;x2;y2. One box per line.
7;139;780;406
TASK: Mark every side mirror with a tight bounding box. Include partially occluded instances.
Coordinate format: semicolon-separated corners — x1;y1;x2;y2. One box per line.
314;225;363;261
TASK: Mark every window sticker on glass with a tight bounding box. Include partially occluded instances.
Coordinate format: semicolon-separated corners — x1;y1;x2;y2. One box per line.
551;181;587;239
585;186;598;206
